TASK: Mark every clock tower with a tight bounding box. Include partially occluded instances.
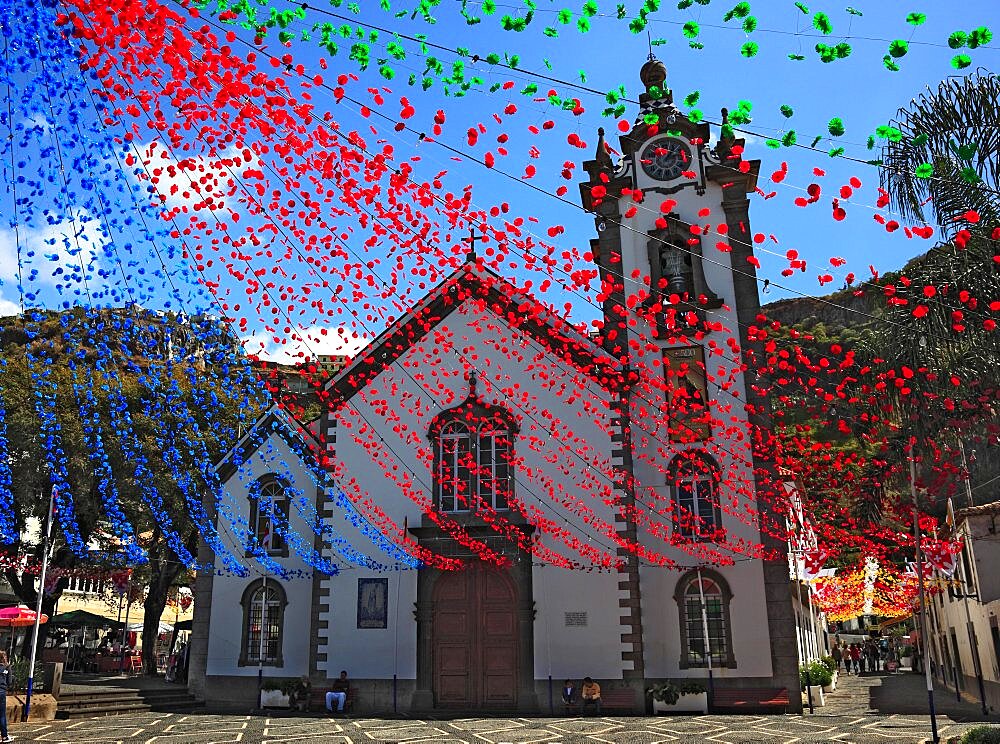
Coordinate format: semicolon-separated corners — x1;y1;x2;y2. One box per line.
578;56;801;705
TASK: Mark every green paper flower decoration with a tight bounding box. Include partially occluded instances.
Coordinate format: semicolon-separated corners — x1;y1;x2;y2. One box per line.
813;11;832;34
888;39;909;58
951;53;972;69
968;26;993;48
780;104;794;118
782;130;797;147
914;163;933;178
740;41;759;57
828;117;845;137
905;12;926;25
883;55;900;71
948;31;967;48
683;20;700;38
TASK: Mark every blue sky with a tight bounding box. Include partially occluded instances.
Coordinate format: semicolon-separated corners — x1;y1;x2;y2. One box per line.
2;0;997;356
253;0;999;311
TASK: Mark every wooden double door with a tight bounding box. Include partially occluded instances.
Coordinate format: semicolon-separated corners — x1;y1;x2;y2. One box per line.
432;565;519;709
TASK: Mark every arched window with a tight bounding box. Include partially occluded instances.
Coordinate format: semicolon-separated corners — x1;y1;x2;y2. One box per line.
430;384;517;514
667;451;723;540
438;420;474;512
477;417;512;511
248;478;291;557
239;579;287;667
674;569;736;669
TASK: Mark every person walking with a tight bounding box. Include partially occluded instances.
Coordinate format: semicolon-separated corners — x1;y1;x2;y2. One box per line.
831;643;843;671
867;641;880;673
0;650;12;743
850;643;863;674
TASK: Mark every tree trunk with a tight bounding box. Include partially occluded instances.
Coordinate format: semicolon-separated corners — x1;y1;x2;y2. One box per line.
140;528;196;676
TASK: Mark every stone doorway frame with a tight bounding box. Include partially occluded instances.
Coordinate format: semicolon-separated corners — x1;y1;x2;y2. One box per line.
409;521;538;713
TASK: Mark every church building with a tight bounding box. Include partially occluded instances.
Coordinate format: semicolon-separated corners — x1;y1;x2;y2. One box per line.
188;58;801;714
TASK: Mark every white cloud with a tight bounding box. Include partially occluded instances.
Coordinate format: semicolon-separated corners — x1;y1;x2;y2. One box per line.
0;294;20;317
241;325;371;365
131;141;257;213
0;208;105;289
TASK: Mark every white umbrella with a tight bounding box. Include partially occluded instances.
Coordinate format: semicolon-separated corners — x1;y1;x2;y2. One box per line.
127;621;173;634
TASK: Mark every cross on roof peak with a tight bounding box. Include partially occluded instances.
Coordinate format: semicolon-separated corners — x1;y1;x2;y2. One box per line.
463;227;485;261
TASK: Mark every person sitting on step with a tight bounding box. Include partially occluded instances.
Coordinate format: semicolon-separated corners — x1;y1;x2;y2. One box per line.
325;670;350;714
580;676;602;716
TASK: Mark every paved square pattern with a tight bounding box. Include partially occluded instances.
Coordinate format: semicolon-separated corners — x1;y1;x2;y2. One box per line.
12;674;1000;743
9;711;990;744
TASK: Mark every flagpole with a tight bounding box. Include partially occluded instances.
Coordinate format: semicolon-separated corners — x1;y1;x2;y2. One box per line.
695;567;714;709
910;442;939;744
258;568;266;709
806;579;820;661
258;508;271;710
954;441;988;715
23;485;56;722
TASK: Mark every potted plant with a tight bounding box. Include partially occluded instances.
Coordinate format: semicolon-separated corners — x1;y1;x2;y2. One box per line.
260;678;294;708
648;680;708;714
899;644;914;670
800;662;831;707
819;655;838;692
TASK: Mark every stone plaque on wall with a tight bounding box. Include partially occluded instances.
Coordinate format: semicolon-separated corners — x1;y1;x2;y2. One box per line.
564;611;588;627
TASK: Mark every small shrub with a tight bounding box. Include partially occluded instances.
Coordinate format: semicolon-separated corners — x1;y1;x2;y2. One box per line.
261;678;299;695
962;725;1000;744
820;655;837;673
799;661;833;689
9;659;46;692
647;680;707;704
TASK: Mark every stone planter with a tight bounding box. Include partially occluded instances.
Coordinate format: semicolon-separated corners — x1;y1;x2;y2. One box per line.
823;671;837;694
802;686;825;707
652;692;708;714
260;689;291;709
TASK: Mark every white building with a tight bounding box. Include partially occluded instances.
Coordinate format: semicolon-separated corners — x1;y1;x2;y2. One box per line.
928;499;1000;713
188;57;801;713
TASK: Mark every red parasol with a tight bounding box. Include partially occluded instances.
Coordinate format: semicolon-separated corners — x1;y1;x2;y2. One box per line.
0;606;49;628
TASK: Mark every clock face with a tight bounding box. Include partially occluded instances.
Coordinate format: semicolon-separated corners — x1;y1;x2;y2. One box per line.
640;139;692;181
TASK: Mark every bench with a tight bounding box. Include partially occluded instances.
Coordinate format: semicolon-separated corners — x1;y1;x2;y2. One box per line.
568;687;640;715
711;687;789;713
308;686;355;714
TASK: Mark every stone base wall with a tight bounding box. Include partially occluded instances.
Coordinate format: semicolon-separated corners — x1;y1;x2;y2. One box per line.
6;693;58;722
957;672;1000;714
202;674;800;715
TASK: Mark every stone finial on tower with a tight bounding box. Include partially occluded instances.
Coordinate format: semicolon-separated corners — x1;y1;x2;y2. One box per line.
715;107;736;158
639;55;667;93
595;127;613;170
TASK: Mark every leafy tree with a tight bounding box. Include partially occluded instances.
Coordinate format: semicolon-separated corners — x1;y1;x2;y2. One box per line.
0;308;266;672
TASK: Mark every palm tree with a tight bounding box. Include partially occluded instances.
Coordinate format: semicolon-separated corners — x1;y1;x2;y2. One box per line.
876;70;1000;511
881;70;999;236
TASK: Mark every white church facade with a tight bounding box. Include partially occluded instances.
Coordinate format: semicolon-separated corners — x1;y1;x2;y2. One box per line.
188;58;801;714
